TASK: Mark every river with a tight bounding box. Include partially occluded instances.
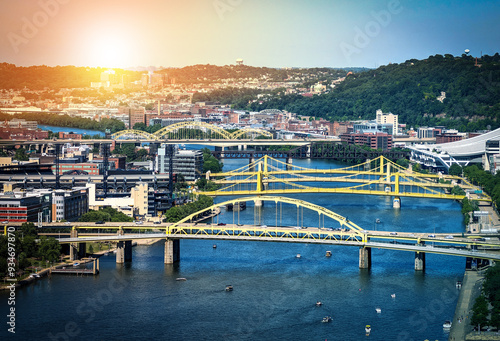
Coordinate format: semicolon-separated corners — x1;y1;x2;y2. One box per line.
0;157;464;340
38;125;105;137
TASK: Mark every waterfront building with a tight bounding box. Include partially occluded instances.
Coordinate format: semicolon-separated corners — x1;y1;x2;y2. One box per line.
156;147;204;181
340;132;393;150
50;187;89;222
0;185;52;223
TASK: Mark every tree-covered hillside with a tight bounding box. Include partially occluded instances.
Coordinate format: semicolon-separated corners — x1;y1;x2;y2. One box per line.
245;54;500;131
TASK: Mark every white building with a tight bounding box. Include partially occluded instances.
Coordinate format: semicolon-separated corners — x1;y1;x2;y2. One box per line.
375;109;398;136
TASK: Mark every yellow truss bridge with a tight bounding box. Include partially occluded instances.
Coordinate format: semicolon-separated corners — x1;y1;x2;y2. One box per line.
110;121;273;140
202;155;490;202
55;196;500;266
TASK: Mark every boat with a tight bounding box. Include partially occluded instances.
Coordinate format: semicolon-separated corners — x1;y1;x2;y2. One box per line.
225;285;233;291
365;325;371;335
325;251;332;257
321;316;332;323
296;254;301;258
443;320;452;329
73;262;80;267
376;218;381;223
29;273;40;278
316;301;323;307
391;293;396;298
176;278;187;281
375;307;381;313
213;244;217;249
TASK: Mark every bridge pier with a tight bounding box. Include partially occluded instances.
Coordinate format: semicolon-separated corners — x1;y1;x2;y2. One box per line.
249;157;255;172
414;251;425;271
393;197;401;208
164;239;180;264
286;156;293;170
116;240;133;263
69;229;81;261
359;247;372;269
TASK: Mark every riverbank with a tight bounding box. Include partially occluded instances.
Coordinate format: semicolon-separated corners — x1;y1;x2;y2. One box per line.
448;202;500;341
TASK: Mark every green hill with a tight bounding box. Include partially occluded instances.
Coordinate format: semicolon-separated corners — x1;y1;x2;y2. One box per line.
247;54;500;131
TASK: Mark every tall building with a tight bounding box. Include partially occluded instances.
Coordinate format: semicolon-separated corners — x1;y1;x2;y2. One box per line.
128;107;146;129
340;132;393;150
375;109;398;135
156;147;204;181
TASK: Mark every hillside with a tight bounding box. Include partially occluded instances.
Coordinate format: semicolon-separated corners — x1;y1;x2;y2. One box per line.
246;54;500;131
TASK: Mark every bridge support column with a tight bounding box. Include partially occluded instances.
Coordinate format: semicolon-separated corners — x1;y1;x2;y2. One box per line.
164;239;180;264
393;197;401;209
78;243;86;259
116;240;132;263
306;145;311;158
69;229;78;261
249;157;255;172
364;159;371;171
414;252;425;271
359;247;372;269
286;156;293;171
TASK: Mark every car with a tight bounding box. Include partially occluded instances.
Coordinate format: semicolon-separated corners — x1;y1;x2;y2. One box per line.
154;221;161;224
427;234;435;238
135;220;143;225
390;232;398;236
217;223;226;226
261;225;268;228
1;220;9;224
237;224;243;226
408;233;416;237
64;221;71;225
95;221;105;224
445;235;454;239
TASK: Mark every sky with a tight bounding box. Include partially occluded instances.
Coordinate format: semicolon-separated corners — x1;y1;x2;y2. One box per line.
0;0;499;69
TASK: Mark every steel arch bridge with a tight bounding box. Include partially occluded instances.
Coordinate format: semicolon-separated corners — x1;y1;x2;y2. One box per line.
111;129;157;140
168;195;366;241
231;128;273;139
109;122;273;141
154;121;233;139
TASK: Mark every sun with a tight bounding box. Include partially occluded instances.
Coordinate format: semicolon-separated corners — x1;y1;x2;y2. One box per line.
90;35;130;68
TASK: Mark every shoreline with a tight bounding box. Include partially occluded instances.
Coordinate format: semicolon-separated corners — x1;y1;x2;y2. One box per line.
448;202;500;341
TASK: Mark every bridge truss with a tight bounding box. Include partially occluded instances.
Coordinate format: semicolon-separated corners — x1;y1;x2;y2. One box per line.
202;155;489;201
111;122;273;141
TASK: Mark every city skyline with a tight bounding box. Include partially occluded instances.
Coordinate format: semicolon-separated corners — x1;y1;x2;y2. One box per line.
0;0;499;69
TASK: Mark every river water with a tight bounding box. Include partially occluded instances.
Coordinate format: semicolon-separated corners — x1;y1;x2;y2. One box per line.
1;157;465;341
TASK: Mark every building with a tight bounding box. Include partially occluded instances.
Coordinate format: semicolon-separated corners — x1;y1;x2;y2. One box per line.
0;119;38;130
375;109;398;135
436;133;462;144
353;122;393;135
50;187;89;222
156;147;204;181
124;107;146;129
59;132;83;139
0;185;52;223
340;132;393;150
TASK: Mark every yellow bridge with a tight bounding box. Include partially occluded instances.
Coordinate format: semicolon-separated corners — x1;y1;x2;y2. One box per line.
53;196;500;270
202;155;490;203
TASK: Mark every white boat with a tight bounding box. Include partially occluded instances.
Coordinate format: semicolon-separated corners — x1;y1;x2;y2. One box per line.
176;278;187;281
391;293;396;298
376;218;381;223
296;254;301;258
325;251;332;257
443;320;452;329
29;273;40;278
321;316;332;323
316;301;323;307
225;285;233;291
375;307;381;313
365;325;371;335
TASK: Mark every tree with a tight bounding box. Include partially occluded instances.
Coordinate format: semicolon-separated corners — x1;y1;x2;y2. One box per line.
449;164;463;176
14;147;29;161
471;295;489;331
396;158;409;169
38;236;61;263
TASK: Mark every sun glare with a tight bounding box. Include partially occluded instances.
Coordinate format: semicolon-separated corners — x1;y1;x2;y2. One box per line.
84;26;134;68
